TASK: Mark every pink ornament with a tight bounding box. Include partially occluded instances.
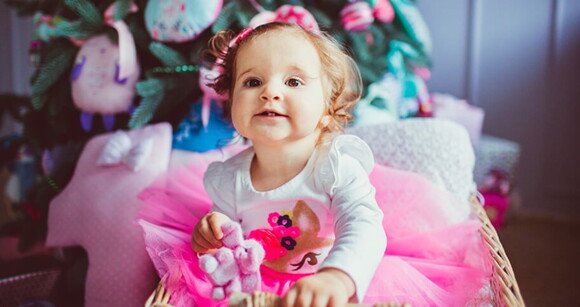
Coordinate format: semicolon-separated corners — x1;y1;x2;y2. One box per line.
414;66;432;81
341;1;375;32
275;5;319;33
373;0;395;23
249;5;319;33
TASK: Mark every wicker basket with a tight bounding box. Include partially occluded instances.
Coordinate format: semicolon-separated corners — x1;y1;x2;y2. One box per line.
145;197;525;307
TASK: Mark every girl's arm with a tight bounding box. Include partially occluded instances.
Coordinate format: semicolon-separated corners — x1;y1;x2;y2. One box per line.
318;136;387;303
196;160;238;253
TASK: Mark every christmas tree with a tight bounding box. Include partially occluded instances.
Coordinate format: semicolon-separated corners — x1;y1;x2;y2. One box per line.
2;0;431;252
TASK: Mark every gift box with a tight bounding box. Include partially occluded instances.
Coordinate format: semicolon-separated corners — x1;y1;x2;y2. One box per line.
473;135;520;186
474;135;520;229
431;93;485;145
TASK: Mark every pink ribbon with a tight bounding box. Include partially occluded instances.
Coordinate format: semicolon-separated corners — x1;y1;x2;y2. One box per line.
104;3;139;81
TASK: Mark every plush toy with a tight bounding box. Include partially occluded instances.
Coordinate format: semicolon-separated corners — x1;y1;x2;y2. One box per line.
70;3;140;132
198;221;265;300
70;33;140;131
45;123;172;307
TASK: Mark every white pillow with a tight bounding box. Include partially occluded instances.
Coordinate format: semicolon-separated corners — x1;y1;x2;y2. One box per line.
347;118;476;222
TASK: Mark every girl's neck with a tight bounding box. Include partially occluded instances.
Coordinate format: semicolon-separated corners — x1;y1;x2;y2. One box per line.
250;138;318;192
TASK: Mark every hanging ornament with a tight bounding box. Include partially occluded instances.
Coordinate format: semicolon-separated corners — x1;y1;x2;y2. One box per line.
32;12;75;42
390;0;432;54
340;1;374;32
248;5;319;33
371;0;395;23
145;0;223;43
198;66;227;130
70;3;140;131
28;40;42;67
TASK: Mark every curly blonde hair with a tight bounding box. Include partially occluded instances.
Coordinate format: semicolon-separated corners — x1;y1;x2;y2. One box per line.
205;22;362;134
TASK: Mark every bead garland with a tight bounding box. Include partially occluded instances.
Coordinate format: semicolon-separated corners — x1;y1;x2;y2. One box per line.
151;65;199;74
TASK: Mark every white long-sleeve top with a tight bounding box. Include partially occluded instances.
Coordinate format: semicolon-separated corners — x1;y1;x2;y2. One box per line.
203;134;386;301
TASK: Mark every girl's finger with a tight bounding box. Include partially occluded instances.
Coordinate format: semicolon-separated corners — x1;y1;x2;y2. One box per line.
282;289;297;307
313;293;331;307
207;212;227;240
192;232;214;252
294;291;313;307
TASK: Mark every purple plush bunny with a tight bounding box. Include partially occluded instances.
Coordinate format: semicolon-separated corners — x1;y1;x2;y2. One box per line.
198;221;265;300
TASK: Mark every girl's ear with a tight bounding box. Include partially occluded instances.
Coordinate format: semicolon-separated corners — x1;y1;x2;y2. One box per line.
319;115;331;128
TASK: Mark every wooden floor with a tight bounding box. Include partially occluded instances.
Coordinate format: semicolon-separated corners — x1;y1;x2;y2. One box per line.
499;211;580;306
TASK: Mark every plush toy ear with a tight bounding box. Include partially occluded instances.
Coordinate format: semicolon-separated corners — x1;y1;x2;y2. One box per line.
221;221;243;248
235;240;265;274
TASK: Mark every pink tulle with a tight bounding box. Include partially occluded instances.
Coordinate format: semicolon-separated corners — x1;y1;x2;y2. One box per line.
138;153;490;306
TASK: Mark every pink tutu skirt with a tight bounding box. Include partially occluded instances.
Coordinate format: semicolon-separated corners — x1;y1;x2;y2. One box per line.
138;147;490;307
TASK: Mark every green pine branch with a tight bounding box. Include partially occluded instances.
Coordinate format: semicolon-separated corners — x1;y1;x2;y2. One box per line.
64;0;102;26
30;41;77;109
113;0;132;21
149;42;188;66
212;1;238;33
129;78;165;128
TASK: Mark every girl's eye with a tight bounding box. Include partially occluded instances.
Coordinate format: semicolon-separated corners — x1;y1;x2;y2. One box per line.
286;78;303;87
244;79;261;87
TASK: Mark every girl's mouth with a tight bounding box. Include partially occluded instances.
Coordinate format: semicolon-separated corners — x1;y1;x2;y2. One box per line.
257;111;287;117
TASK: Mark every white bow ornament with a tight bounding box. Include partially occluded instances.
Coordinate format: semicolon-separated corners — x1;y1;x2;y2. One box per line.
96;130;153;172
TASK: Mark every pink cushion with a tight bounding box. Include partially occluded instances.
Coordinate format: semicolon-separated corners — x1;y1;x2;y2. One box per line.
46;123;172;307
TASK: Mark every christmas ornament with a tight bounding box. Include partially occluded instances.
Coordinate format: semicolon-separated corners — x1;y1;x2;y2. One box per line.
32;12;75;42
248;5;319;33
371;0;395;23
70;34;140;131
70;3;140;131
390;0;432;54
199;66;227;130
173;101;236;153
340;1;374;32
145;0;223;42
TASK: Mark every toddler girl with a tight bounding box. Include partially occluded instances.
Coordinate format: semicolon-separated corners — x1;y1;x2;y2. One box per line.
139;22;489;307
194;22;385;306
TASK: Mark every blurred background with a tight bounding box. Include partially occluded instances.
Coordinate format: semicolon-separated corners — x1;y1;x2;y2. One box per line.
1;0;579;306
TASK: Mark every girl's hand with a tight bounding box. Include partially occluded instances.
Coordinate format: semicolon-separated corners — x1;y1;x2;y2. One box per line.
191;212;231;254
282;268;355;307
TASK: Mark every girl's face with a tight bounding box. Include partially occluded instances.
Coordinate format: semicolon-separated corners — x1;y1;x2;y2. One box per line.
230;30;327;147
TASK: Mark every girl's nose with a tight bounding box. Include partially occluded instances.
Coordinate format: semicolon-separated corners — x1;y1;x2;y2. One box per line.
260;83;282;101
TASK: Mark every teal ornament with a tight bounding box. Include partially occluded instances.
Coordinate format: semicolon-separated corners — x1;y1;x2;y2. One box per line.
145;0;223;42
172;101;236;152
358;73;401;120
390;0;432;54
32;12;75;42
403;74;422;98
387;40;420;79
